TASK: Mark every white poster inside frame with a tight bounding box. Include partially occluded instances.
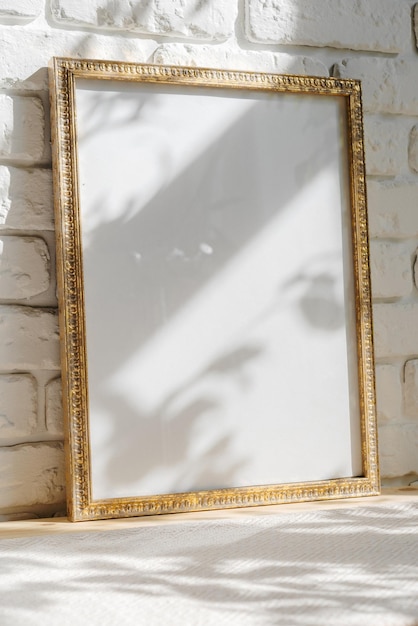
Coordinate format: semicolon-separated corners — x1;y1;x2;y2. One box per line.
49;59;379;521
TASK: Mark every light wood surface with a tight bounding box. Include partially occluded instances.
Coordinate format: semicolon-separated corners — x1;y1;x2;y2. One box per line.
1;488;417;540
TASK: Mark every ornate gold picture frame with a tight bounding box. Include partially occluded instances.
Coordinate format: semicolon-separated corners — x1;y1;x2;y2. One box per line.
49;58;379;522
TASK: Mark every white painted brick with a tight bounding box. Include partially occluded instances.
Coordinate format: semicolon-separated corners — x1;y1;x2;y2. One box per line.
245;0;409;53
0;0;43;22
375;364;402;424
51;0;237;41
0;26;154;91
45;377;63;437
0;305;60;370
367;180;418;239
153;44;328;76
378;423;418;477
369;240;412;299
409;125;418;173
404;360;418;418
414;254;418;292
0;167;54;231
0;95;44;162
0;236;50;300
0;442;65;508
334;58;418;116
364;117;408;176
373;302;418;359
0;374;37;438
0;512;39;521
414;4;418;52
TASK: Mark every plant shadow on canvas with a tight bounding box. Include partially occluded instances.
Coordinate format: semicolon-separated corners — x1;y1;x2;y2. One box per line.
74;79;360;500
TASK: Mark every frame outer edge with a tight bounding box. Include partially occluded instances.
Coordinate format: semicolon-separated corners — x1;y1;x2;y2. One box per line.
50;59;381;521
348;82;380;493
49;59;76;519
49;58;92;521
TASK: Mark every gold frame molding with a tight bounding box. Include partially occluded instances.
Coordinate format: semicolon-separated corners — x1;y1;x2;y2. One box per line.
49;57;379;522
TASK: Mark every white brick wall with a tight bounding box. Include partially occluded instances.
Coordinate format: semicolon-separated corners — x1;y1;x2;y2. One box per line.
364;117;410;176
45;377;63;437
0;374;37;438
375;364;402;424
0;95;45;162
0;0;418;519
0;443;64;509
50;0;238;40
335;58;418;115
0;166;54;230
367;180;418;239
0;236;50;299
0;0;43;22
369;241;412;299
374;303;418;359
152;44;329;76
0;305;60;370
409;125;418;173
245;0;410;53
404;360;418;418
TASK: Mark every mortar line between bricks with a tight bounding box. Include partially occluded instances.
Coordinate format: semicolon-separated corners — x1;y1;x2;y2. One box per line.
0;88;50;96
0;302;58;309
366;174;418;182
373;294;418;304
0;163;52;170
0;229;55;237
0;159;52;169
0;440;64;450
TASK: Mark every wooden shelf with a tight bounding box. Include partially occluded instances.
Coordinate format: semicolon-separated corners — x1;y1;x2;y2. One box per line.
1;488;417;539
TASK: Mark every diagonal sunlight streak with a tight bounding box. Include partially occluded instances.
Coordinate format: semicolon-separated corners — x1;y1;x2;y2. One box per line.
109;165;346;407
89;166;361;498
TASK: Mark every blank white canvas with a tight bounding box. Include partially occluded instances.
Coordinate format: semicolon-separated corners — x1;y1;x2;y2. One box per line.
75;79;362;500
